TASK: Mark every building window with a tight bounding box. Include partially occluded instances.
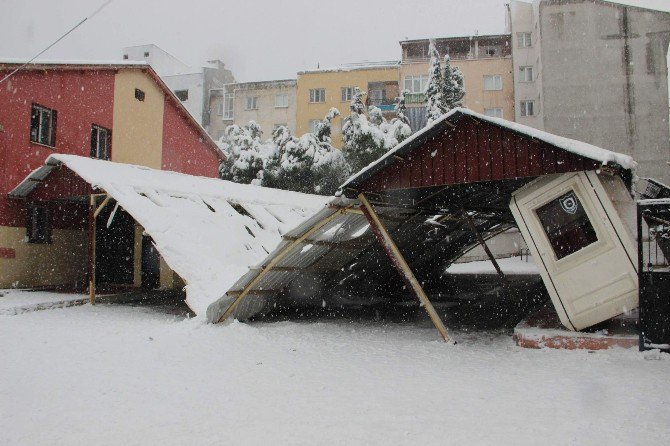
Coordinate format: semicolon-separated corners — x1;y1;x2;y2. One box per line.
481;46;499;57
246;96;258;110
123;54;129;60
223;93;234;119
517;32;532;48
369;89;384;105
519;66;534;82
26;206;51;244
30;104;57;147
143;51;150;57
484;108;503;118
309;119;320;133
341;86;355;102
90;125;111;160
403;75;428;93
483;75;502;91
520;100;535;117
135;88;145;101
275;93;289;108
536;191;598;260
309;88;326;103
174;90;189;101
216;102;224;116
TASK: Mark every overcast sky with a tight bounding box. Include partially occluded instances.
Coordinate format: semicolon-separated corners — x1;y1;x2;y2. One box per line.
0;0;515;82
1;0;667;82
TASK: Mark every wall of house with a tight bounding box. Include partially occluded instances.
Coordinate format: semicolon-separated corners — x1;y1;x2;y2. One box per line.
0;226;87;288
161;95;221;177
0;66;221;290
400;57;515;123
0;69;116;230
230;82;298;138
296;67;400;148
517;0;670;185
163;72;204;124
208;91;226;140
510;0;545;127
111;69;165;170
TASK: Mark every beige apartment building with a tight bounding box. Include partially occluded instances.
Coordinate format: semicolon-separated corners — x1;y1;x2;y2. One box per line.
296;61;401;147
209;79;297;141
399;34;515;130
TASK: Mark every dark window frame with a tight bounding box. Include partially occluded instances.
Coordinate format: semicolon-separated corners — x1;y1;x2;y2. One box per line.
174;89;189;101
536;191;598;260
26;205;52;244
90;124;111;160
30;104;57;147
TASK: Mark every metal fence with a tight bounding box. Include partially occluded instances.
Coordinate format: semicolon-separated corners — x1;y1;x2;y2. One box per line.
637;197;670;351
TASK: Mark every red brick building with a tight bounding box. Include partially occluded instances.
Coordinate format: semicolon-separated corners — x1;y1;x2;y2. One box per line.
0;60;223;288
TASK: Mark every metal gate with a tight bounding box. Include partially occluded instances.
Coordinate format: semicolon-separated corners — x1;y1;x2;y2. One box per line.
637;182;670;351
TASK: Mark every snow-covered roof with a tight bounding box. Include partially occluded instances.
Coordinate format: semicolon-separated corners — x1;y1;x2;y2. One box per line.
10;155;330;316
298;61;400;74
400;33;511;44
0;58;148;67
339;108;637;193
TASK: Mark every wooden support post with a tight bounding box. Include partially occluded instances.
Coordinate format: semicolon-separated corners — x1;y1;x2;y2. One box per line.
464;213;506;281
358;193;452;344
216;208;347;324
88;194;96;305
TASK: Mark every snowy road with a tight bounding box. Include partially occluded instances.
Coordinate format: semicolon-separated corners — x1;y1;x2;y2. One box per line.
1;304;669;445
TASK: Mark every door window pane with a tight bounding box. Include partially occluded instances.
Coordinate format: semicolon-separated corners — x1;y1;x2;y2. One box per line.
536;191;598;259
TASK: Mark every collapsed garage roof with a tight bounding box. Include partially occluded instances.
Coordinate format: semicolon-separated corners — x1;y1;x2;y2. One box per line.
10;154;329;315
209;108;637;324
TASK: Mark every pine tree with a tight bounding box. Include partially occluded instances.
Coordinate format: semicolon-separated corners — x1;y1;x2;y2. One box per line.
450;66;465;109
342;89;412;173
395;89;410;126
218;123;265;184
315;107;340;143
425;39;446;124
262;110;347;196
442;55;465;110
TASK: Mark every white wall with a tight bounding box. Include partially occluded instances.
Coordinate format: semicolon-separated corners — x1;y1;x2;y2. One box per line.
162;72;204;124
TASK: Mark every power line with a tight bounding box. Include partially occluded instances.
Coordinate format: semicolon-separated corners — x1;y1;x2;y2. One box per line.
0;0;115;85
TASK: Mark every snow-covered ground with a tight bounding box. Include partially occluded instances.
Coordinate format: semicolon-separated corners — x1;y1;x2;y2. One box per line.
446;256;539;275
0;290;88;315
1;303;669;445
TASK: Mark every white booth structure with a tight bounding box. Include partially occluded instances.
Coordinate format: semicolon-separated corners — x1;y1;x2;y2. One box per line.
510;171;638;331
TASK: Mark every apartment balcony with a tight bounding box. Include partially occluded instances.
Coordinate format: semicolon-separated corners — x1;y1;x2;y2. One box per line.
368;98;396;112
405;93;426;104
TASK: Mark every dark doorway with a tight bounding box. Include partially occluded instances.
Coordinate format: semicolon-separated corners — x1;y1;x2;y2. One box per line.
141;235;161;289
96;201;135;285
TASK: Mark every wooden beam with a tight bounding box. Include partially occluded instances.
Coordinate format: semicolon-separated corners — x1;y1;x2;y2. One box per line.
216;208;347;323
358;193;452;343
88;194;96;305
464;213;506;281
93;195;111;218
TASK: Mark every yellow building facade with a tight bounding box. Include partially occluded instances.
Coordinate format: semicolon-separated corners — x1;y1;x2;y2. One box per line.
399;35;515;129
296;62;401;148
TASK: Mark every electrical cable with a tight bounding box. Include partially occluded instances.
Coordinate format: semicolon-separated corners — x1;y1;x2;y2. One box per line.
0;0;114;85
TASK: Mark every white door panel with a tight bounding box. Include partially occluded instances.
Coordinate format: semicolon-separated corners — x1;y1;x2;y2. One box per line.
511;172;638;331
